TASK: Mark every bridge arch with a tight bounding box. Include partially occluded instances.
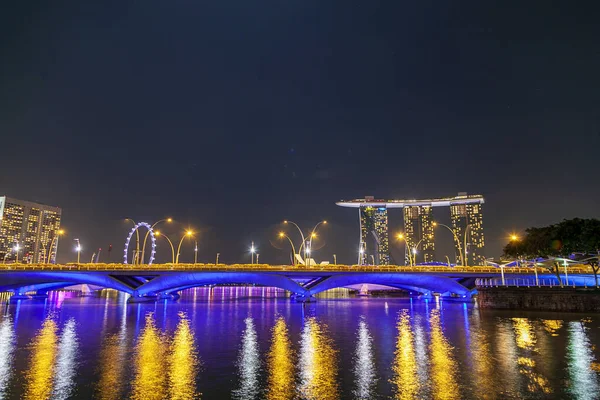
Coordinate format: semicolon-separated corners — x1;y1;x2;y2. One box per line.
307;273;471;297
0;271;135;295
135;272;309;297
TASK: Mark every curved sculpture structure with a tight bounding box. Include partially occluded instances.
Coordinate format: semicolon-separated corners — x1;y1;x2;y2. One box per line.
123;222;156;265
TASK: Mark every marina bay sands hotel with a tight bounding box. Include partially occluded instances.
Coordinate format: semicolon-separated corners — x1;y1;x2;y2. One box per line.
336;193;485;266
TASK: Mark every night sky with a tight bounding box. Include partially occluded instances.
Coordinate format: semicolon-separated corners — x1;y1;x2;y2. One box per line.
2;1;599;264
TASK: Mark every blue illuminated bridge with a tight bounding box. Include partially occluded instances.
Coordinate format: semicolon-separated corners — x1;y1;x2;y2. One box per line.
0;264;595;302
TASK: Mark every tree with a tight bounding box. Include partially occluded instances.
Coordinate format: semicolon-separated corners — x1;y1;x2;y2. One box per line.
503;218;600;287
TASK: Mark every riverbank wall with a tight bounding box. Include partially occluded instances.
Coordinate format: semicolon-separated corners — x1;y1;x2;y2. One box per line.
477;286;600;312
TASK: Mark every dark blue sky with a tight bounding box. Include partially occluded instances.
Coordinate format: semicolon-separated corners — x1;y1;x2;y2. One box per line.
1;1;599;264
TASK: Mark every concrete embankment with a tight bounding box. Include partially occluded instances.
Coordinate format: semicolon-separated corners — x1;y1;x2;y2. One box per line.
477;286;600;312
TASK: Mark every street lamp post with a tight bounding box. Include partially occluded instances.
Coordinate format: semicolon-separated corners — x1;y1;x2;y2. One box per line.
141;218;172;264
283;220;327;265
278;232;296;266
194;241;198;264
74;239;81;263
216;253;220;265
250;242;256;264
433;222;466;266
155;231;175;264
256;253;260;264
46;229;65;263
13;244;20;263
333;254;337;265
176;231;193;264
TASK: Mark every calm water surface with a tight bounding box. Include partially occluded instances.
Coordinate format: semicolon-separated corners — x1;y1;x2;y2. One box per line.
1;287;600;399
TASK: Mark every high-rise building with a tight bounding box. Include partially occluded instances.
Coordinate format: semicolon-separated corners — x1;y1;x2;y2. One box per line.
359;203;389;265
337;193;485;266
0;197;62;263
450;198;484;266
403;206;435;264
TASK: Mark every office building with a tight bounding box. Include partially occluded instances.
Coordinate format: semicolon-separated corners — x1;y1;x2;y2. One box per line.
0;196;62;263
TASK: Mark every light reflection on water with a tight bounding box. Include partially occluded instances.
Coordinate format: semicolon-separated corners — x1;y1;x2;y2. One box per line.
429;309;460;400
24;317;58;400
169;312;200;400
233;317;261;400
266;316;294;400
52;318;78;400
567;320;600;398
2;287;600;399
391;309;419;399
0;315;15;399
353;316;376;400
299;317;338;400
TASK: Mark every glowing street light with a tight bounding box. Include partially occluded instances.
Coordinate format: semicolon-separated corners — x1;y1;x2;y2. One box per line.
283;219;327;265
155;231;175;264
175;230;194;264
13;244;21;263
278;232;296;266
141;218;173;264
74;239;81;263
45;229;65;263
250;241;256;264
432;222;466;266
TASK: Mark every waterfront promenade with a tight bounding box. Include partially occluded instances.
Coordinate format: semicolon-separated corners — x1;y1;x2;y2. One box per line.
0;263;596;302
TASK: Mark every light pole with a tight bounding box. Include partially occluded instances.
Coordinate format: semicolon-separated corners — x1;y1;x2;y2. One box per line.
74;239;81;263
409;236;433;266
216;253;220;265
333;254;337;265
125;219;140;264
432;222;466;266
176;231;193;264
155;231;175;264
445;255;451;268
45;229;65;263
359;248;364;266
278;232;296;266
396;234;413;266
194;241;198;264
256;253;260;264
141;218;172;264
283;220;327;265
250;242;256;264
13;244;20;263
370;255;375;265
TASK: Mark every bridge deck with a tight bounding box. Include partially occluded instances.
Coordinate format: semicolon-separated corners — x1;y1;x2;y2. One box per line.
0;263;594;274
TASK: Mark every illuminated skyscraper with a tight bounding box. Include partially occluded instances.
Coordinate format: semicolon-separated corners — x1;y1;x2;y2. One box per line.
450;196;485;265
359;203;389;265
403;206;435;264
0;197;62;263
338;193;484;266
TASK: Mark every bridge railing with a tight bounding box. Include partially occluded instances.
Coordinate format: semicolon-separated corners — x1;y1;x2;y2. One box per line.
0;263;594;274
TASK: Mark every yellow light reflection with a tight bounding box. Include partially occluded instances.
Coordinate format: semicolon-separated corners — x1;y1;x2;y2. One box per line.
267;317;294;400
169;312;200;400
511;318;552;394
24;318;58;400
391;310;419;399
131;313;167;400
97;334;126;400
511;318;535;350
542;320;563;336
429;309;459;400
299;317;339;400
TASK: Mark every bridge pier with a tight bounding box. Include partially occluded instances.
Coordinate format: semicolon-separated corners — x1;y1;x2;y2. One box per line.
128;293;158;303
